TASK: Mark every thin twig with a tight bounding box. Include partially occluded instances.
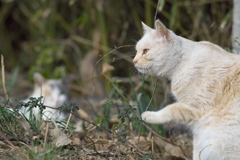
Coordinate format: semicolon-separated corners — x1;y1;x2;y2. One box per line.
146;77;158;111
44;122;49;147
154;0;161;21
0;131;16;149
1;55;8;100
84;135;100;155
133;111;170;143
91;45;134;95
65;113;72;129
151;136;154;157
133;111;187;157
71;35;134;63
0;136;30;144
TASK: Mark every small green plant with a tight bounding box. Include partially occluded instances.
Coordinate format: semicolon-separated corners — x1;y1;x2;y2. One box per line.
59;102;79;113
13;96;45;134
16;96;45;114
0;104;25;138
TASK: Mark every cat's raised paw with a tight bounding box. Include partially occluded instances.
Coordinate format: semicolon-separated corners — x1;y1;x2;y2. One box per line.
141;111;160;124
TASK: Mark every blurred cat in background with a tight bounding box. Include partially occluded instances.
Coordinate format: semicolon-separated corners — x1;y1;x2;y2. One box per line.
20;72;69;120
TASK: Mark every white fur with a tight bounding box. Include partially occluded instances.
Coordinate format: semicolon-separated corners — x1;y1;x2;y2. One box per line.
135;20;240;159
20;73;68;121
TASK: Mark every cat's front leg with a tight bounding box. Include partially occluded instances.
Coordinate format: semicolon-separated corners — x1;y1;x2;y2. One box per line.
142;102;200;124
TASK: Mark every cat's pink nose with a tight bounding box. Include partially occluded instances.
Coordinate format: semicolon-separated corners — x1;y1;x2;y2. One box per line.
133;58;138;64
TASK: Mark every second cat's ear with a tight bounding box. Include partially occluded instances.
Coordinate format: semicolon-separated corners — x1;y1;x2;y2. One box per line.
34;72;45;87
155;20;169;39
141;21;153;34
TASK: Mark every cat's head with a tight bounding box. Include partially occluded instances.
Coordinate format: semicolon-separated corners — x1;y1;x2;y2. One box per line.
30;72;69;108
133;20;179;78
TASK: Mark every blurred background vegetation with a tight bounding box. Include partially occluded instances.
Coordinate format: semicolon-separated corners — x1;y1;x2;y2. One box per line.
0;0;233;79
0;0;233;112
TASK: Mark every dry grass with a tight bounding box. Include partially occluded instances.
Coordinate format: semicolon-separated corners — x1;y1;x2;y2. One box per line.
0;104;192;160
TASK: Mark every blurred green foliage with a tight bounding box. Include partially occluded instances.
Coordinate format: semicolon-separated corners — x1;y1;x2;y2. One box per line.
0;0;233;78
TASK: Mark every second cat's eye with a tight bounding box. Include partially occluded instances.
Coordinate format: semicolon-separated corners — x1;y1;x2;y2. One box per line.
142;49;149;55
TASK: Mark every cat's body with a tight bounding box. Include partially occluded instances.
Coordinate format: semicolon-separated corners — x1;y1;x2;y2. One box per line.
20;73;69;120
134;20;240;159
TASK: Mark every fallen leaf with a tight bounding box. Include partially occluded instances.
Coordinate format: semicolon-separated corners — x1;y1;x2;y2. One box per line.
56;135;72;147
154;136;186;159
50;119;73;147
101;63;114;75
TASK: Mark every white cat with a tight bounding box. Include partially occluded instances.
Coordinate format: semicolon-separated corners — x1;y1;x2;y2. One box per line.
20;73;69;120
134;20;240;160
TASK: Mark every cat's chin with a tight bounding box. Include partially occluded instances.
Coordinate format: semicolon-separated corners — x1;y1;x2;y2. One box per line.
136;67;152;74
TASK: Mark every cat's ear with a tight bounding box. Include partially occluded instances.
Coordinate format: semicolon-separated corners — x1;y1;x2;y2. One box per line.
155;20;169;39
141;21;153;34
33;72;45;87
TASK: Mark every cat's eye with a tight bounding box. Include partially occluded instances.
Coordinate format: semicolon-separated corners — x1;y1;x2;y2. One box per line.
142;49;149;55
